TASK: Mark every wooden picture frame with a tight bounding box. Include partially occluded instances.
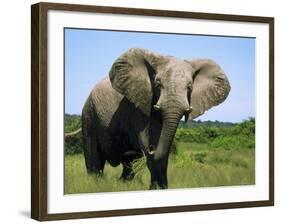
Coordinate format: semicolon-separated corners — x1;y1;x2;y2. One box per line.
31;2;274;221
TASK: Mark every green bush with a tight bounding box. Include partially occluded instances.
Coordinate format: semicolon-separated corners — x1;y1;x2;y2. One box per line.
175;127;210;143
65;114;83;154
175;118;255;151
65;133;83;154
209;135;255;150
65;114;81;133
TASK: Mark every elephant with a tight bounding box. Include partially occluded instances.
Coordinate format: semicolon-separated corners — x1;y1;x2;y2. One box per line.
81;48;230;189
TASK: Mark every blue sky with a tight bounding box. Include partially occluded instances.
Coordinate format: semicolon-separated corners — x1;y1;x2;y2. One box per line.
65;28;255;123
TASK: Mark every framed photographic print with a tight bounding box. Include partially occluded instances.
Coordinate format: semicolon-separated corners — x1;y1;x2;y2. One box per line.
31;2;274;221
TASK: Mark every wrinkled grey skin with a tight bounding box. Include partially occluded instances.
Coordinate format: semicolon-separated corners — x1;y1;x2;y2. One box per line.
82;48;230;189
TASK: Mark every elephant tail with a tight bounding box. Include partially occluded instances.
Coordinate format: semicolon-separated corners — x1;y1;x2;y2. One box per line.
65;128;82;138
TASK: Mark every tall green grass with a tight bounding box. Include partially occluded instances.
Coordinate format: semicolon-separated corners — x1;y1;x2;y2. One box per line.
64;142;255;194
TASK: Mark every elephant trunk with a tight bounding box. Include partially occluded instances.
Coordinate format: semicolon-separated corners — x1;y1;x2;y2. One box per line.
153;111;182;161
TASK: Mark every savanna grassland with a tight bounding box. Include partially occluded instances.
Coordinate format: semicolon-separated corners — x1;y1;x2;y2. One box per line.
64;115;255;194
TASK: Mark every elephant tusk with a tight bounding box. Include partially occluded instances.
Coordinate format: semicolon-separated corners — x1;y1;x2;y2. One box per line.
153;104;161;111
184;106;193;122
185;106;193;113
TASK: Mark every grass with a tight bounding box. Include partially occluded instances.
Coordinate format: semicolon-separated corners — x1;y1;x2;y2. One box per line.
64;142;255;194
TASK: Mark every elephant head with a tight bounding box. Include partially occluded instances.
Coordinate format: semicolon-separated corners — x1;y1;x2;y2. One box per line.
109;48;230;162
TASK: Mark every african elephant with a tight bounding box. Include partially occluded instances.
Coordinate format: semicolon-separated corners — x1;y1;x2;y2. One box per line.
81;48;230;189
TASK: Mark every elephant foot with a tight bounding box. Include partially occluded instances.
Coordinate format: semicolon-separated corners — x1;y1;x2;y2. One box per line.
87;168;103;177
149;182;158;190
120;160;136;181
159;184;167;189
120;172;135;181
149;182;167;190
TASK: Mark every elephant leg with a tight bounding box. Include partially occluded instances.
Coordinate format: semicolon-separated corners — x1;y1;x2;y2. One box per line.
84;134;105;175
148;169;158;190
147;159;156;189
82;120;105;175
120;161;135;181
147;156;168;189
157;156;168;189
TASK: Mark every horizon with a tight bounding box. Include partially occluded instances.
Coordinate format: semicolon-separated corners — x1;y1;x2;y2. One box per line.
65;28;255;123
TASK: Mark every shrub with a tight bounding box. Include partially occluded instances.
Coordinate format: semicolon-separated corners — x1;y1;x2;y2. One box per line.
209;134;255;150
65;133;83;154
175;118;255;151
65;114;81;133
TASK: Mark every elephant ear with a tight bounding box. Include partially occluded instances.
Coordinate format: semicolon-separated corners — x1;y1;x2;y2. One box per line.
109;48;165;116
188;59;231;120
